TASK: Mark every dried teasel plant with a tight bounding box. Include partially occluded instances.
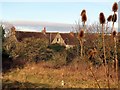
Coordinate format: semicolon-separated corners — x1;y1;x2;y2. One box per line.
78;29;84;57
107;15;112;22
99;13;106;24
111;2;118;32
111;2;118;77
112;2;118;12
112;13;117;22
78;29;84;39
112;30;117;38
99;12;108;88
88;48;97;60
81;9;86;16
99;12;106;66
82;13;87;24
106;15;112;32
79;9;87;57
112;29;118;85
81;9;87;27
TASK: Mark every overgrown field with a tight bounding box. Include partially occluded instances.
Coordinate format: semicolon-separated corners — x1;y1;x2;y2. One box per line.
1;2;120;89
2;60;118;88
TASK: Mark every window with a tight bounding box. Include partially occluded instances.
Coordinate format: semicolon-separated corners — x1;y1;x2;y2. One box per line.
57;38;60;42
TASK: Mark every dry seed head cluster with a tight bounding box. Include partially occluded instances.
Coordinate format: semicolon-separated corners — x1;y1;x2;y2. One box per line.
112;2;118;12
99;12;106;24
78;29;84;39
112;30;117;38
81;9;86;16
107;15;112;22
81;9;87;23
82;13;87;23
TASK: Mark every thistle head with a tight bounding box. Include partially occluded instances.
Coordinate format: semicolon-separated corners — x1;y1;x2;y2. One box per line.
112;2;118;12
99;12;105;24
81;9;86;16
112;14;117;22
107;15;112;22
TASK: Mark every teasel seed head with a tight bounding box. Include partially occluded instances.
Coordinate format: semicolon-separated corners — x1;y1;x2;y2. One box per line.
112;2;118;12
112;30;117;38
99;12;106;24
81;9;86;16
112;13;117;22
107;15;112;22
82;13;87;23
78;29;84;39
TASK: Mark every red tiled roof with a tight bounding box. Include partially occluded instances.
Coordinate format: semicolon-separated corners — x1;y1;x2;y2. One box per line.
15;31;48;41
60;33;78;45
15;31;58;43
15;31;78;45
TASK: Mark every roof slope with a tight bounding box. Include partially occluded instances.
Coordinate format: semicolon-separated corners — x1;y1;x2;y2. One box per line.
15;31;78;45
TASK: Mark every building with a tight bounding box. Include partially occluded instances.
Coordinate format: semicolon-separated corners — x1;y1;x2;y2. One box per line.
15;30;79;48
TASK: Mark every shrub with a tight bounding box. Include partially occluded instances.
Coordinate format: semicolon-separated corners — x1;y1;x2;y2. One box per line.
45;51;67;69
66;46;79;64
3;37;50;63
48;43;65;52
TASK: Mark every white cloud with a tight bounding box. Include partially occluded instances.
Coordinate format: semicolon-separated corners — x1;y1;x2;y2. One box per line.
16;27;39;32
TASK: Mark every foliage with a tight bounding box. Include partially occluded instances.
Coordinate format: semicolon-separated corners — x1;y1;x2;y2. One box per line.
0;25;5;42
45;51;66;69
66;46;79;64
48;43;65;52
3;37;50;63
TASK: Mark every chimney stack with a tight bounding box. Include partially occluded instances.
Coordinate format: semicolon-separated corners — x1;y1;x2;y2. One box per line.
42;27;46;35
70;32;74;37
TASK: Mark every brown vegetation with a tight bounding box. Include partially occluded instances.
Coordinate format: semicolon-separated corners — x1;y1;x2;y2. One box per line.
1;2;119;89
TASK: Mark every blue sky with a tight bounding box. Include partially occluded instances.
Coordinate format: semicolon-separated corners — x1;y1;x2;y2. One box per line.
1;1;119;27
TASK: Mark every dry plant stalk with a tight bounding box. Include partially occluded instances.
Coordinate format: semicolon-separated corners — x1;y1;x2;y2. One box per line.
99;12;111;88
111;2;118;87
87;62;101;88
106;15;113;89
106;15;112;32
112;30;118;84
79;9;87;57
78;29;84;57
99;12;106;67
